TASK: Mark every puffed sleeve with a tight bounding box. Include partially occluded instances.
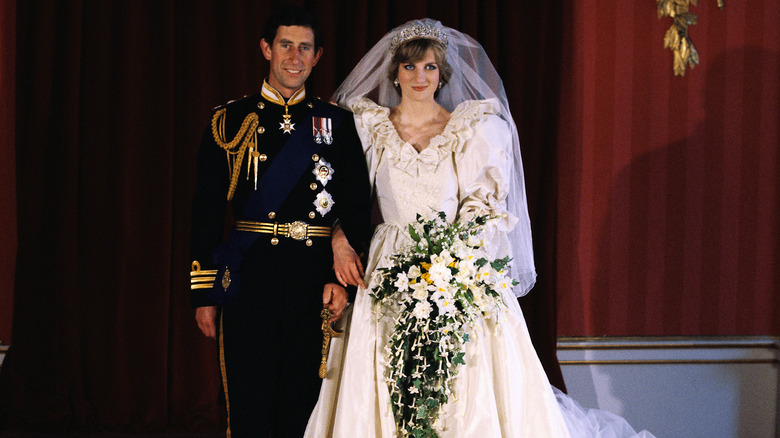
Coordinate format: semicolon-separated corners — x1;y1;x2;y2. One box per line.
349;97;392;192
454;112;519;261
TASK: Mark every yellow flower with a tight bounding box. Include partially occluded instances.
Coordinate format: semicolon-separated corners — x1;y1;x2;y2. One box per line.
420;262;431;271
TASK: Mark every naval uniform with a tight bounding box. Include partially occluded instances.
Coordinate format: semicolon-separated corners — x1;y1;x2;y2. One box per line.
190;80;371;437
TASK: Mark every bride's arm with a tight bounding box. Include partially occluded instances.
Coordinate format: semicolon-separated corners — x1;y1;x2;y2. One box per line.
455;114;516;230
332;223;366;288
455;112;537;295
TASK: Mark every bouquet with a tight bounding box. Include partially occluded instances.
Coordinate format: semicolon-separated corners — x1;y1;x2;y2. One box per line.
370;211;515;437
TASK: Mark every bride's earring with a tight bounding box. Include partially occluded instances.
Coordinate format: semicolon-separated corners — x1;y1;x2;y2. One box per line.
393;78;400;87
438;81;443;89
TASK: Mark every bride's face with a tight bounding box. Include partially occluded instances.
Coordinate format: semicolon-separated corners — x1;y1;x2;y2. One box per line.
396;49;440;103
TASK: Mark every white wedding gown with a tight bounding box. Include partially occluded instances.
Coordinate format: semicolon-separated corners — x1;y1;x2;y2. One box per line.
305;98;654;438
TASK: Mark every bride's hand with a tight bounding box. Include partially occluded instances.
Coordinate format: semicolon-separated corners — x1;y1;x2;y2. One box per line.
332;224;366;288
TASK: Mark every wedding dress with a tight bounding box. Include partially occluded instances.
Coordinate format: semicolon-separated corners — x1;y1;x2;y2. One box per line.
304;97;655;438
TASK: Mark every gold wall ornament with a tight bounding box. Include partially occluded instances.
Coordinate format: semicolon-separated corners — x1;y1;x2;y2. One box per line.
657;0;725;76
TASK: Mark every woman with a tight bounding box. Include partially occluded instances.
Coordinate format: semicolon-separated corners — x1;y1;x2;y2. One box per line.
306;19;654;438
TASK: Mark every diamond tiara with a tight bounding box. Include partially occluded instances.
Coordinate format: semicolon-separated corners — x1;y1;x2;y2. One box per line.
389;23;449;53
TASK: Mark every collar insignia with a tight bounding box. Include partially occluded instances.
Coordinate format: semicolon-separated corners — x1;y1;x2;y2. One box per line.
261;80;305;134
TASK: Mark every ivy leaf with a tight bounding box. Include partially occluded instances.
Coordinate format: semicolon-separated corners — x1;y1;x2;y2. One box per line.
453;352;466;366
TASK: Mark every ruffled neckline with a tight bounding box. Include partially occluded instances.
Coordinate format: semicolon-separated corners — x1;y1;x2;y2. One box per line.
349;97;500;177
350;97;499;155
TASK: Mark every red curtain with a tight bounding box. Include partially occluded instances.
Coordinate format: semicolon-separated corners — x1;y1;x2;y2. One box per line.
0;0;566;432
0;0;16;346
556;0;780;335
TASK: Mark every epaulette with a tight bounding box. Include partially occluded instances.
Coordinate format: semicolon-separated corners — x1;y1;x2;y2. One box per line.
314;96;348;112
211;93;255;111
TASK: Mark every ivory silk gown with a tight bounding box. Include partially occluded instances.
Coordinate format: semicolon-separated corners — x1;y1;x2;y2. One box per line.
305;98;654;438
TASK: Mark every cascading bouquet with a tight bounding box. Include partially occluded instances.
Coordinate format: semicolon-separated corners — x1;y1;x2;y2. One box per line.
369;211;516;438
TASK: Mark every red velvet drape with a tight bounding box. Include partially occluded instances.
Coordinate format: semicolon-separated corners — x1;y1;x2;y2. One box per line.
0;0;566;432
0;0;16;346
556;0;780;335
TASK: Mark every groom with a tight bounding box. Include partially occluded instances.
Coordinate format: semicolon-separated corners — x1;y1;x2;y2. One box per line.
189;6;370;437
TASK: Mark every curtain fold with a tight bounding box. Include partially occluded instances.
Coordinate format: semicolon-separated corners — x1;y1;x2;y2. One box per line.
0;0;17;346
555;0;780;336
0;0;565;431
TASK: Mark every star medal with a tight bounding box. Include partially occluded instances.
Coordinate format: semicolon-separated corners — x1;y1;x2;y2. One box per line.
312;158;334;185
280;113;295;134
314;190;334;216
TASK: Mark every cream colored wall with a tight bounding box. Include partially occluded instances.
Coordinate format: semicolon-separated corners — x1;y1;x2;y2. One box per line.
558;337;780;438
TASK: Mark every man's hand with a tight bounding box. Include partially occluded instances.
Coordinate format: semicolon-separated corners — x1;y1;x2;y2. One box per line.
195;306;218;339
332;224;366;288
322;283;348;324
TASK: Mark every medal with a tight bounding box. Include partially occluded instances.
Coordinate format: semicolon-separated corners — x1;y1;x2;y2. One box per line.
280;112;295;134
313;117;333;144
312;158;334;185
314;190;335;216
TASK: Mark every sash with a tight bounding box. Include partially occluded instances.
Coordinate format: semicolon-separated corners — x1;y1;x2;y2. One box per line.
208;101;345;304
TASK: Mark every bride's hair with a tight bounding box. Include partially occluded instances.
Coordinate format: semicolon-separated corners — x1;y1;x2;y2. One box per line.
386;39;453;96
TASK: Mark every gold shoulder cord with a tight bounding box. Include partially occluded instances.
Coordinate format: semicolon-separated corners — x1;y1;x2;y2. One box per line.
211;108;259;201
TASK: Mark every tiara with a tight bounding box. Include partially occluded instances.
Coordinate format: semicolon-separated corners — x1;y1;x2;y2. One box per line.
389;23;449;53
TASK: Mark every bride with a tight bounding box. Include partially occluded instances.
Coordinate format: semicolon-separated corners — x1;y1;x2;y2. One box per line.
306;19;654;438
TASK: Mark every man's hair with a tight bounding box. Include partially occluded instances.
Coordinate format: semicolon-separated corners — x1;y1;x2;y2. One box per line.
262;6;323;49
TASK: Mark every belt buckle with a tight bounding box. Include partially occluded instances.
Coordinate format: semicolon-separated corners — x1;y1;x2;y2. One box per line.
287;221;308;240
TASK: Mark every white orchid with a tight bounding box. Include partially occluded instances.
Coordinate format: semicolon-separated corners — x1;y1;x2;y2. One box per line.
493;276;514;295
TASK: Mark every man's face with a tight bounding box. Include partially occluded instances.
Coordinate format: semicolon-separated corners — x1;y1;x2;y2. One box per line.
260;25;322;98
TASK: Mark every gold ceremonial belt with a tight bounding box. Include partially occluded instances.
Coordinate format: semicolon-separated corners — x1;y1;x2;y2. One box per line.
235;220;331;245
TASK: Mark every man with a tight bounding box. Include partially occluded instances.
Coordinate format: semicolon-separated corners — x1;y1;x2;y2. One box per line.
189;6;371;437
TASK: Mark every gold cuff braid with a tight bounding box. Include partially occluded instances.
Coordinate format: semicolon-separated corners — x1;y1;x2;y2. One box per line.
190;260;218;291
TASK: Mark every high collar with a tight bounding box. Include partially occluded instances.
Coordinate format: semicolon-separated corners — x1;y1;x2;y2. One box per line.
261;79;306;106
